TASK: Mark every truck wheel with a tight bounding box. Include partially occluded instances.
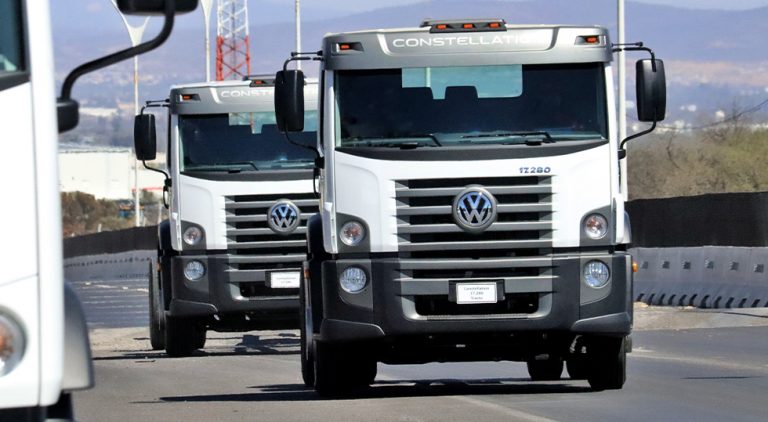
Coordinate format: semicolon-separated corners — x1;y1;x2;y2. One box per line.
587;336;627;391
527;356;564;381
193;327;207;350
566;337;588;380
299;271;315;387
164;316;203;357
314;341;377;396
148;261;165;351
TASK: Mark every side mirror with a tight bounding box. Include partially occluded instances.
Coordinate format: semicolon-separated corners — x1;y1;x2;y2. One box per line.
636;59;667;122
117;0;198;15
275;70;306;132
134;114;157;161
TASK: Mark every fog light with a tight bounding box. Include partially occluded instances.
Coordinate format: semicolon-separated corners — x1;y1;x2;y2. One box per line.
339;221;365;247
183;226;203;246
0;314;25;377
584;260;610;289
339;267;367;293
184;260;206;281
584;214;608;240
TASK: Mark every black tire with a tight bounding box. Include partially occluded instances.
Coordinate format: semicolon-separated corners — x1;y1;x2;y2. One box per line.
567;337;589;380
299;268;315;387
314;341;377;397
148;261;165;351
164;316;203;357
587;336;627;391
193;327;207;350
527;356;564;381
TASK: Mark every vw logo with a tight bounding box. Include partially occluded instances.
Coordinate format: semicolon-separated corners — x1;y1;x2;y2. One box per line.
453;187;497;233
267;200;301;234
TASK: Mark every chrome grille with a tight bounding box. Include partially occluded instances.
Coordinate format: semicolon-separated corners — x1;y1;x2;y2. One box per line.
395;176;555;316
224;193;318;298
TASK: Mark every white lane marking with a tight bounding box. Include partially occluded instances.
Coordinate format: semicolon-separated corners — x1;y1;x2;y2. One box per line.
376;374;558;422
453;395;559;422
631;350;768;373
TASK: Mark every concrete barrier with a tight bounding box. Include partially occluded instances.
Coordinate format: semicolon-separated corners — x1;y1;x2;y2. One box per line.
632;247;768;309
64;250;154;282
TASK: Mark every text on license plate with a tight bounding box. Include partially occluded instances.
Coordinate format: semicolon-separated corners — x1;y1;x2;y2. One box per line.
267;271;300;289
456;283;498;304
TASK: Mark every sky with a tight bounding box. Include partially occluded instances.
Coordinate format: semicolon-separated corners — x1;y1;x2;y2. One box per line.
265;0;768;13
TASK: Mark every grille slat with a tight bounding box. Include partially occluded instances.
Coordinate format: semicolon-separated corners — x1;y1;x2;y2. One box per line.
225;199;318;210
227;227;308;237
227;254;305;264
395;185;551;198
399;257;552;270
396;203;552;216
397;221;551;234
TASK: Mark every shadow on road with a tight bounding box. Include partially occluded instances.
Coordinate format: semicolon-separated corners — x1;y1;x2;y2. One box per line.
93;333;300;361
158;378;592;403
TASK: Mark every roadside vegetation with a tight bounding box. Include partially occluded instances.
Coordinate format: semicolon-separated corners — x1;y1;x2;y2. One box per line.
628;107;768;200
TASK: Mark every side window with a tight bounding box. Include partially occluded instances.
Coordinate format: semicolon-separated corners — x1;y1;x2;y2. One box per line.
0;0;27;90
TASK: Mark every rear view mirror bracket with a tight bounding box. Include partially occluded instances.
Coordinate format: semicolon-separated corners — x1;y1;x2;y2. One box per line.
612;43;666;159
137;99;170;182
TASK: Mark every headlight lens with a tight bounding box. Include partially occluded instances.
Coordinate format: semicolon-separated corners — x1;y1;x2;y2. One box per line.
583;260;610;289
184;260;206;281
0;314;25;377
339;267;367;293
339;221;365;247
183;226;203;246
584;214;608;240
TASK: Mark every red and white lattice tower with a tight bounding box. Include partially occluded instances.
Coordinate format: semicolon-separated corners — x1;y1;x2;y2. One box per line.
216;0;251;80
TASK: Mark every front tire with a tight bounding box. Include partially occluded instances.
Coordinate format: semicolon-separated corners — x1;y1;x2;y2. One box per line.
587;336;627;391
164;316;204;358
527;356;564;381
314;341;377;397
148;261;165;351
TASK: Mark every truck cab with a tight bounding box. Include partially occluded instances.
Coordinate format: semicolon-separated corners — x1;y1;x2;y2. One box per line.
275;19;666;395
137;77;319;357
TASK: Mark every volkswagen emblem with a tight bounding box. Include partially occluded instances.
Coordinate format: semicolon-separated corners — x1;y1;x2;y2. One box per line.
453;187;497;233
267;200;301;234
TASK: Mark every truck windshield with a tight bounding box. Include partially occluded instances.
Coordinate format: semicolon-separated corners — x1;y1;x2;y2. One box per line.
335;63;607;147
179;111;317;171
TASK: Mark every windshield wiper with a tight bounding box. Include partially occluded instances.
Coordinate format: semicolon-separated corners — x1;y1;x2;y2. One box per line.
185;162;259;172
345;134;442;148
462;131;554;145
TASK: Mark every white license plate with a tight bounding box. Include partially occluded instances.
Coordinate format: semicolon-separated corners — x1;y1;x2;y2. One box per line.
456;283;498;304
267;271;300;289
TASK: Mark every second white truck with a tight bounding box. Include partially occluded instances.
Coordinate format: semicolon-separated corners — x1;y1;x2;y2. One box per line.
135;77;319;357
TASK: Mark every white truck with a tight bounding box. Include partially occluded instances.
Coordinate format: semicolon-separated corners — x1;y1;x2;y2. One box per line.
0;0;197;419
134;77;319;357
274;19;666;395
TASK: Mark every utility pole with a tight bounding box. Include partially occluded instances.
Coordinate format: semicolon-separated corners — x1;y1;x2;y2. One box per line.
110;0;149;227
295;0;302;70
618;0;628;196
201;0;214;81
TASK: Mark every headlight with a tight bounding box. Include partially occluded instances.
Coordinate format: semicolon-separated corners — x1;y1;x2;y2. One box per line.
583;260;610;289
0;314;25;377
339;221;365;247
584;214;608;240
183;226;203;246
339;267;367;293
184;260;206;281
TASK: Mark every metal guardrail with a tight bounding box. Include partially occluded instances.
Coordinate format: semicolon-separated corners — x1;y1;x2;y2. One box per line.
64;250;154;281
632;247;768;309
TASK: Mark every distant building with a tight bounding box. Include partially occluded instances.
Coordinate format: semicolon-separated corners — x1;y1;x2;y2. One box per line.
59;143;166;200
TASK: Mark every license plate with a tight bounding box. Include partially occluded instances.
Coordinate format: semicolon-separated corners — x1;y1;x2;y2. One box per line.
456;283;498;304
267;271;300;289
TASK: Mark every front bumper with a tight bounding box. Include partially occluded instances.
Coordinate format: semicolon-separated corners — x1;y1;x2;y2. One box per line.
168;254;299;321
318;252;632;342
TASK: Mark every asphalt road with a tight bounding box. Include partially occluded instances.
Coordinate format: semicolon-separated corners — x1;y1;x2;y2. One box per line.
70;279;768;422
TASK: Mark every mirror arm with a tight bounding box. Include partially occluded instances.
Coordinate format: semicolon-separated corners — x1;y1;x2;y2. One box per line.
282;51;323;72
59;0;177;101
140;99;170;114
612;42;657;70
618;120;657;159
142;160;170;181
